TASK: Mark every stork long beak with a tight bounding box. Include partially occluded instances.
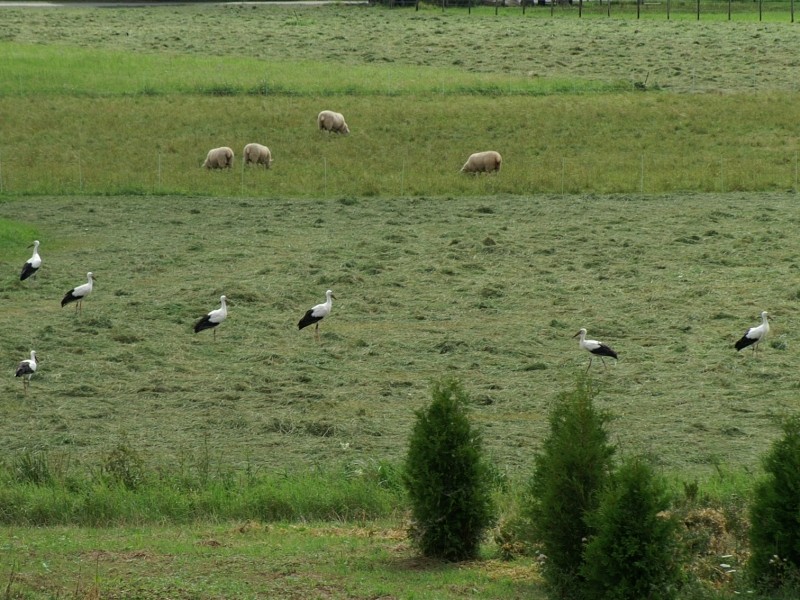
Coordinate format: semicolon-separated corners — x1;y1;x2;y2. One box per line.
572;331;581;338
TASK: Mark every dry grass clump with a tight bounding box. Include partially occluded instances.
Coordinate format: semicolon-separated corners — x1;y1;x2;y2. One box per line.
679;505;751;591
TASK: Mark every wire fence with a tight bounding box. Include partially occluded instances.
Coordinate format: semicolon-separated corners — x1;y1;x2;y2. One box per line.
396;0;797;21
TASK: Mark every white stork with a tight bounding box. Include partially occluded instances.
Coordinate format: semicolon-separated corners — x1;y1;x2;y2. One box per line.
298;289;335;340
15;350;37;394
20;240;42;282
574;328;618;371
735;310;770;353
194;295;228;339
61;272;95;314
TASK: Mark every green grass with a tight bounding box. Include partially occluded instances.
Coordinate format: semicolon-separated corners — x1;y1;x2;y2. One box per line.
1;5;799;598
0;91;798;197
0;219;38;252
1;192;797;480
0;521;544;599
2;5;800;93
0;464;404;526
0;42;625;98
2;8;800;198
0;461;764;599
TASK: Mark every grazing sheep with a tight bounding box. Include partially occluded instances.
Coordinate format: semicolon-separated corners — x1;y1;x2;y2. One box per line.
317;110;350;135
243;143;273;169
460;151;502;174
202;147;234;169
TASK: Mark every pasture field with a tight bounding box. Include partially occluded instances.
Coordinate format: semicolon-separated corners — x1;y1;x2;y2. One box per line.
1;5;800;598
1;6;800;198
2;90;799;197
2;190;790;598
1;3;799;93
1;191;798;477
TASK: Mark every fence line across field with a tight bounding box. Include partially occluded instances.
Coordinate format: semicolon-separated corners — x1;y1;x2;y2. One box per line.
396;0;797;22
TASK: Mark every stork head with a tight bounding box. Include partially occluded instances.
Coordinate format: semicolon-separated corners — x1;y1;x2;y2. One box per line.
87;272;96;281
573;328;587;339
326;289;336;300
28;240;40;249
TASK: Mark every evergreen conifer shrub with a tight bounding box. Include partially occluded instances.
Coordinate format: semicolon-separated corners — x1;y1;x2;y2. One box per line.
402;378;496;561
581;456;683;600
525;376;615;598
749;415;800;593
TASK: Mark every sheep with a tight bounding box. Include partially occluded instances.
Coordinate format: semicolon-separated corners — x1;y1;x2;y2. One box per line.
243;143;273;169
317;110;350;135
460;151;502;174
202;147;234;169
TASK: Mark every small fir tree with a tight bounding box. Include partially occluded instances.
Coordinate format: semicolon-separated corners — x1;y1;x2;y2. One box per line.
581;456;683;600
749;415;800;593
402;377;496;561
525;376;615;598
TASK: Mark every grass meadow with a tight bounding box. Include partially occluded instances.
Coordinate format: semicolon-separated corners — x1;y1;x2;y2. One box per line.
2;192;800;477
1;7;800;198
1;3;800;598
1;191;796;597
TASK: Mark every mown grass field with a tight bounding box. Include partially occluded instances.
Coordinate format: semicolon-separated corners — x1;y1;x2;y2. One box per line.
1;4;799;599
2;191;799;479
2;3;799;92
